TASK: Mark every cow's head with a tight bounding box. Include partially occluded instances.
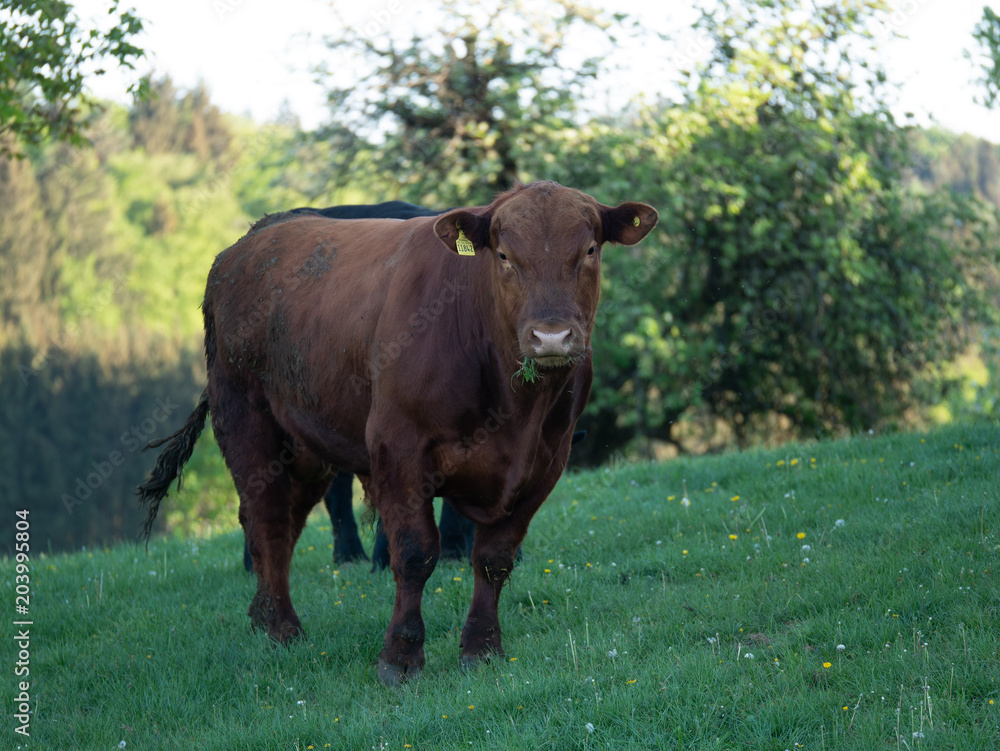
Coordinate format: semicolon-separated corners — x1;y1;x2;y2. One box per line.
434;182;657;370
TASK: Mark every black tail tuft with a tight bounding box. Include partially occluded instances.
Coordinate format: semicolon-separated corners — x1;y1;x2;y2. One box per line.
135;389;210;543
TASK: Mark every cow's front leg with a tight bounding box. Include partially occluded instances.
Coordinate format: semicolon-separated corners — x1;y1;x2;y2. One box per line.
459;521;524;669
376;499;440;686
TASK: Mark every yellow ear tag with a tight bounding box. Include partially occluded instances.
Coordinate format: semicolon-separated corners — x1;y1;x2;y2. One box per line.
455;227;476;257
633;216;641;227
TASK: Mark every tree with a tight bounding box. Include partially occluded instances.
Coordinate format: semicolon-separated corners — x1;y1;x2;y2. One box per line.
0;0;144;156
578;0;1000;458
971;6;1000;108
314;0;631;206
129;76;233;164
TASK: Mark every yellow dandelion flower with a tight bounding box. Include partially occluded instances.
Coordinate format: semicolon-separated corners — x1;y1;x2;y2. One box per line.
729;534;738;540
667;495;675;501
453;577;461;582
510;657;517;661
544;569;551;573
626;679;637;684
843;706;848;711
682;550;688;555
790;458;799;466
731;495;740;502
777;460;785;466
823;662;831;668
797;532;806;539
468;705;475;710
442;714;448;719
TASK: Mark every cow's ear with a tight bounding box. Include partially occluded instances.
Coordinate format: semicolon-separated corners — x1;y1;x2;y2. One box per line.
600;202;658;246
433;210;492;256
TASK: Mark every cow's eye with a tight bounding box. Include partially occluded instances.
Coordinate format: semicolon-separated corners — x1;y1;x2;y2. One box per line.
587;246;597;256
498;252;508;261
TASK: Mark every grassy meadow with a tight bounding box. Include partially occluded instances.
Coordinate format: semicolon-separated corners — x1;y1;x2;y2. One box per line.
5;422;999;750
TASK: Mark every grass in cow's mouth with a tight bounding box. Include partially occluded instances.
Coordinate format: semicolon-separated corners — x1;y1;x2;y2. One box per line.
511;356;540;388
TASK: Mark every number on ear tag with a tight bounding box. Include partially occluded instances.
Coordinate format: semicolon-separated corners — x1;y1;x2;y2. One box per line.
633;216;640;227
456;228;475;256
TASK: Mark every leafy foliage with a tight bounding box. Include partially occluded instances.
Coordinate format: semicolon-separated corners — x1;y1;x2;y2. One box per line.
565;0;1000;459
1;1;999;550
0;0;145;155
971;6;1000;108
316;0;627;206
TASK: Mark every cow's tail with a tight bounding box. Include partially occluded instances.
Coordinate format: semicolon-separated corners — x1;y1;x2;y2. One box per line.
135;389;210;543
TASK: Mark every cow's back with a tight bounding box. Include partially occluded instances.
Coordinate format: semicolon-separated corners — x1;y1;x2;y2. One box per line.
203;214;449;468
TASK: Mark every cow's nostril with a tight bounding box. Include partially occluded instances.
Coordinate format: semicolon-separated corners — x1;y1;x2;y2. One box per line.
531;328;572;354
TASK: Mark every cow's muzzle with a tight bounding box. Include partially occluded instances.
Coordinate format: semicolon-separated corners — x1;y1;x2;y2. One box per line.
523;323;584;368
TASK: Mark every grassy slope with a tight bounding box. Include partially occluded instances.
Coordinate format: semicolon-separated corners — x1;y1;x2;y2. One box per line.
6;423;999;750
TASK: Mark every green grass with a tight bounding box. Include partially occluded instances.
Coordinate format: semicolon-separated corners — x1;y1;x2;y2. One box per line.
6;423;999;749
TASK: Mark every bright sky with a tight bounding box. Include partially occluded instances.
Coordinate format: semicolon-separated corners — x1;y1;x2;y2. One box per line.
78;0;998;142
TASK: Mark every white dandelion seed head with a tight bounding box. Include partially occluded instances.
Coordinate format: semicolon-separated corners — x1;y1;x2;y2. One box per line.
802;557;810;563
608;648;618;658
912;731;925;739
835;519;846;527
801;545;811;552
585;723;595;734
744;652;754;659
837;644;846;651
681;497;691;508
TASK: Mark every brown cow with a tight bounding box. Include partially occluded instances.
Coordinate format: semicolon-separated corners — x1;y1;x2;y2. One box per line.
137;181;657;685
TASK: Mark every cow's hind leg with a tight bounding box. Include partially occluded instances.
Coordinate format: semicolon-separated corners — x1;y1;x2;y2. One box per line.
212;382;327;642
244;470;329;641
